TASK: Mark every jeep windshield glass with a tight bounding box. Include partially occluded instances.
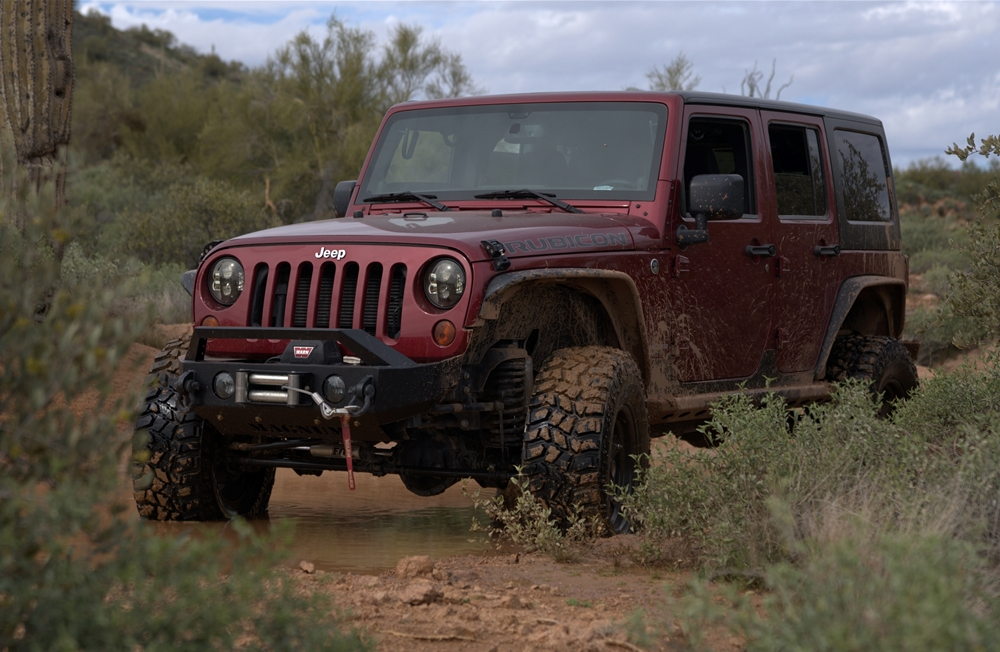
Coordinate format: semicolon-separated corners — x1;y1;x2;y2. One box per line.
359;101;668;204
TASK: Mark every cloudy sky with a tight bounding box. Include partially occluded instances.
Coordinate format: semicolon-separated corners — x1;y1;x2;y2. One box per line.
80;1;1000;167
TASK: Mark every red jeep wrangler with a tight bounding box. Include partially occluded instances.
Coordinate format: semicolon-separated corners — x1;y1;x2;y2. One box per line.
132;91;918;532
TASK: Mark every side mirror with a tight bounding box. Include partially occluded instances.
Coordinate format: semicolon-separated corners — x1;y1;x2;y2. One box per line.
333;180;357;218
690;174;744;220
676;174;745;246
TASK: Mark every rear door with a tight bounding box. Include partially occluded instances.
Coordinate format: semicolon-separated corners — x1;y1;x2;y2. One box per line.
761;111;841;374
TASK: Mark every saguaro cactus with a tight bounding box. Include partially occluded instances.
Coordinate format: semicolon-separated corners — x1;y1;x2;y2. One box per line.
0;0;74;216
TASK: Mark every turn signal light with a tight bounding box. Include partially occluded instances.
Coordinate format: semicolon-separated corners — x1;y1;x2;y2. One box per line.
201;315;220;327
433;320;456;347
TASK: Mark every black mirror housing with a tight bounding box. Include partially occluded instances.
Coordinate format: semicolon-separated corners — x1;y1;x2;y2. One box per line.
333;180;357;218
689;174;744;220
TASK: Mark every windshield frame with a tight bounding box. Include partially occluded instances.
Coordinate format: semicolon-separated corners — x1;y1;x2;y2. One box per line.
358;101;669;204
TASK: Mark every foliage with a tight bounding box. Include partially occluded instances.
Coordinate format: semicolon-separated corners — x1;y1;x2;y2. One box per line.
938;133;1000;343
119;176;278;268
619;383;922;569
70;11;481;229
740;59;792;100
677;534;1000;652
646;52;700;92
469;473;601;562
0;184;368;652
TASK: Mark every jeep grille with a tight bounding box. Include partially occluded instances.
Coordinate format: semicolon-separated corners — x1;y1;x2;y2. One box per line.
249;260;407;339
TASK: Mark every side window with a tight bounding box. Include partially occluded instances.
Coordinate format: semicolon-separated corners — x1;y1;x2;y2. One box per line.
684;118;755;216
833;129;893;223
769;124;827;217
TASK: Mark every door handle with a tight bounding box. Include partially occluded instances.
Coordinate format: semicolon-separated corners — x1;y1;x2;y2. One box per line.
745;244;776;258
813;244;841;257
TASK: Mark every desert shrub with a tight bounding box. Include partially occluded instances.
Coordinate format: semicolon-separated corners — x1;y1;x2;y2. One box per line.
677;533;1000;652
899;205;969;274
619;383;922;570
469;472;601;562
0;184;367;651
119;175;279;267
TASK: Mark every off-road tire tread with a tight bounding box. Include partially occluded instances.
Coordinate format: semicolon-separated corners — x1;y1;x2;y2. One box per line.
825;334;918;407
132;336;273;521
521;346;649;531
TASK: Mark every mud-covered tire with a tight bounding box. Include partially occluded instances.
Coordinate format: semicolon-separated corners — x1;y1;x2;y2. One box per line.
825;334;919;417
131;337;274;521
521;346;650;534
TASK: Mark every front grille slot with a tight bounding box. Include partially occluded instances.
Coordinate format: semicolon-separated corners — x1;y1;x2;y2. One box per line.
271;263;291;327
387;264;406;339
363;263;383;336
315;263;336;328
338;262;359;329
249;264;269;327
292;263;313;328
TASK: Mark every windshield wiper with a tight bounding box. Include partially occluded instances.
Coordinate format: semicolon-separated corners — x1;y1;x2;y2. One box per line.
362;191;449;212
473;189;582;214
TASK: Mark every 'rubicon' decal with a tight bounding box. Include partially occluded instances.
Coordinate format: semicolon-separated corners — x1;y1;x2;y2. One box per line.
293;346;314;358
502;231;629;254
315;247;347;259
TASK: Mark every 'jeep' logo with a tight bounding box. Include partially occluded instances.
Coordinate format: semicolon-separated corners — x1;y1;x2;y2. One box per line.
293;346;314;358
315;247;347;260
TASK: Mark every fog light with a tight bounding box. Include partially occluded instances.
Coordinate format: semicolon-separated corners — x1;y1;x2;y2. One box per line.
323;375;346;403
213;372;235;399
202;315;220;327
433;320;456;347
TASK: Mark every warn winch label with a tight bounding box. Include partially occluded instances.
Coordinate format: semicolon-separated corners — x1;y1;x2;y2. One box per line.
293;346;314;358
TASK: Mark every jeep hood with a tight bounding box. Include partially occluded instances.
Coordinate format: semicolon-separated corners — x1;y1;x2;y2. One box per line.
222;211;645;261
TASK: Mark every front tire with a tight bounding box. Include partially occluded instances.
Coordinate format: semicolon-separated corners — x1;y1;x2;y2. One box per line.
131;337;274;521
521;346;650;534
826;334;919;417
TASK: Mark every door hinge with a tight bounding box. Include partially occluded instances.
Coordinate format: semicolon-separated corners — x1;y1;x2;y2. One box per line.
775;328;788;350
776;256;791;277
672;255;690;278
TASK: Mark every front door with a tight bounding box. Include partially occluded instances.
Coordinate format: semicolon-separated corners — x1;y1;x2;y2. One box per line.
670;107;774;383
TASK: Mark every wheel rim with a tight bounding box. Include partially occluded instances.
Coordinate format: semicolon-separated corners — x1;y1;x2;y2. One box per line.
607;406;636;534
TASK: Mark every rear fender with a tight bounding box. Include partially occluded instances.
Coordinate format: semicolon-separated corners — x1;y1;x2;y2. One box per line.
814;276;906;379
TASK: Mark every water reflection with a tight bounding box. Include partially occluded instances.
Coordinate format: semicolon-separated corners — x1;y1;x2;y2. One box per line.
144;470;496;574
266;470;496;573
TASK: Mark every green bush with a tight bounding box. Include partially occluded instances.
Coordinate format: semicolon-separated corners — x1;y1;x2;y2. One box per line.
0;185;367;651
620;383;921;570
678;534;1000;652
120;175;279;267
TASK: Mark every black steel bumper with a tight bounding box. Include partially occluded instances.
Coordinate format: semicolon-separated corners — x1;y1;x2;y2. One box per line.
179;327;462;439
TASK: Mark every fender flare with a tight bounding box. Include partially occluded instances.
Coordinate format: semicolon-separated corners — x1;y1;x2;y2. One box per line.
814;275;906;379
478;269;650;385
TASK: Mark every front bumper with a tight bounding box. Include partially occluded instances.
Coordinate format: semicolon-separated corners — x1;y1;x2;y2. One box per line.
180;327;462;440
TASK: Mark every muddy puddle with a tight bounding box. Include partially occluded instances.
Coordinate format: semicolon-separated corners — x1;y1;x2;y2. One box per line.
144;470;497;575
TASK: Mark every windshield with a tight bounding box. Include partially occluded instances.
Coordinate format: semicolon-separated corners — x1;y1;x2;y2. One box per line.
359;101;668;202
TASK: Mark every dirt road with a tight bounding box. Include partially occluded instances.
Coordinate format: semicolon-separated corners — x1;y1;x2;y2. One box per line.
103;331;730;651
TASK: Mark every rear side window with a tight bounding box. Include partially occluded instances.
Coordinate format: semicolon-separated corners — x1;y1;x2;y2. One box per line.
769;124;827;217
833;130;892;223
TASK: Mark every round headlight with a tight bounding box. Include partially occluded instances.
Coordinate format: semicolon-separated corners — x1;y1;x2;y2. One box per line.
423;258;466;309
209;257;244;306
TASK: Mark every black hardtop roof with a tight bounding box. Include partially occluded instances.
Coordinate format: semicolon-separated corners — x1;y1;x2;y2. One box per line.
392;90;882;128
674;91;882;127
